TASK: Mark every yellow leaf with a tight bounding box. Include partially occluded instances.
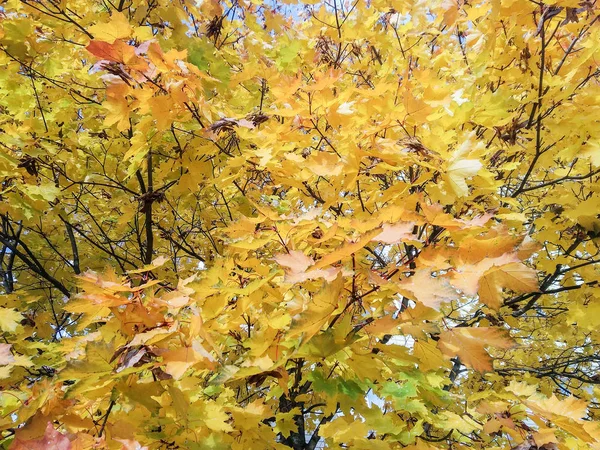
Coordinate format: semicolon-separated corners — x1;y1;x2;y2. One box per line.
451;253;520;298
445;158;482;197
413;339;451;372
505;380;538;397
89;12;132;43
400;270;458;310
126;255;170;274
203;402;234;432
305;152;342;177
0;307;22;332
527;394;589;421
312;229;381;270
160;339;216;379
288;274;343;341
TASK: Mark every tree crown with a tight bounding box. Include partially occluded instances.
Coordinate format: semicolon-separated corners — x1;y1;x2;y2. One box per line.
0;1;600;449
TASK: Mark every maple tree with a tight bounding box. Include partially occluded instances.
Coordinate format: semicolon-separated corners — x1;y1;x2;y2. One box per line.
0;0;599;448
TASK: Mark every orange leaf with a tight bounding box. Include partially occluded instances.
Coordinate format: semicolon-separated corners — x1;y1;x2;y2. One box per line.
478;262;538;310
438;327;515;373
86;40;148;71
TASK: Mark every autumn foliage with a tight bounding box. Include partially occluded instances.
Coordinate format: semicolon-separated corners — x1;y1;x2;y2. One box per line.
0;0;600;449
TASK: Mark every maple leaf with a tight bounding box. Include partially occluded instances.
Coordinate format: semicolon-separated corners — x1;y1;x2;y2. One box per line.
87;40;132;63
274;250;313;273
336;101;355;115
478;262;538;310
11;422;71;450
288;274;343;342
372;221;415;244
158;339;216;379
0;307;23;332
0;343;14;365
526;394;589;421
305;151;343;177
505;379;538;397
86;40;148;71
115;439;149;450
312;229;382;270
275;410;300;438
88;12;132;43
274;250;342;283
399;270;458;310
126;255;170;274
449;249;538;310
445;158;482;197
438;327;515;372
450;253;520;297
